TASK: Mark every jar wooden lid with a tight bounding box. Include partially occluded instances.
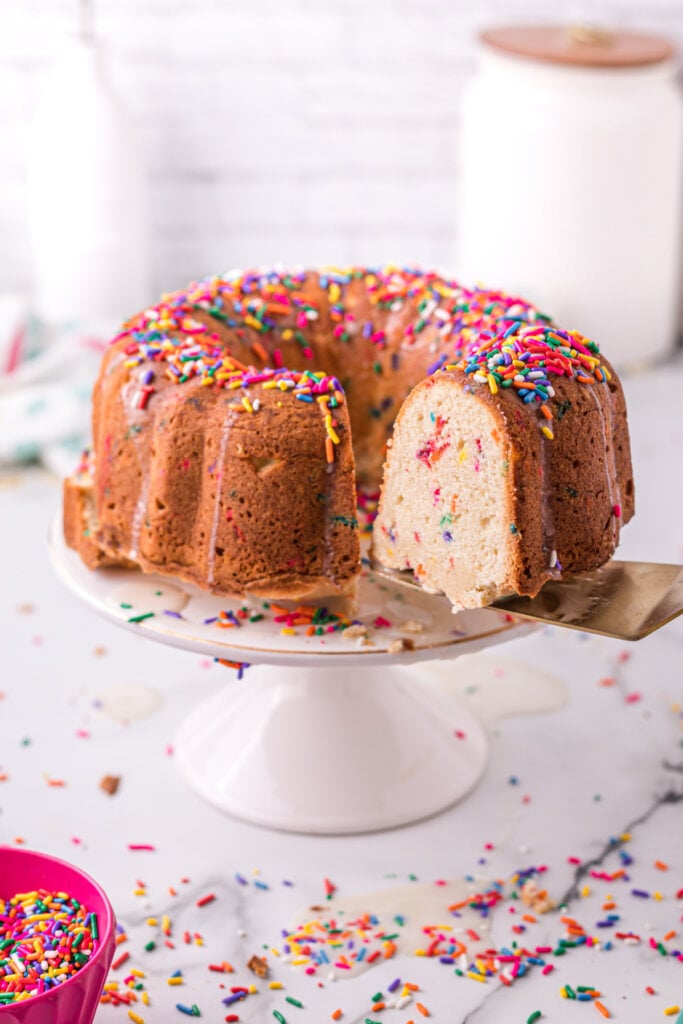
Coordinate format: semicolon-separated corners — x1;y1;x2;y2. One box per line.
481;25;675;68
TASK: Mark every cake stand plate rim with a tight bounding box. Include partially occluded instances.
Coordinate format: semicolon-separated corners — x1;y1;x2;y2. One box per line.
48;509;535;666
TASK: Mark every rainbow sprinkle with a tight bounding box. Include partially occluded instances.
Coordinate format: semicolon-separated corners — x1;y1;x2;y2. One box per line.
116;268;540;369
0;889;98;1003
145;358;344;463
439;321;609;439
113;268;542;394
109;266;616;455
110;266;609;449
93;802;683;1021
209;601;355;638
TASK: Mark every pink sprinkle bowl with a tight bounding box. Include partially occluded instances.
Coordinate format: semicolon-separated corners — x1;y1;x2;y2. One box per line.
0;846;115;1024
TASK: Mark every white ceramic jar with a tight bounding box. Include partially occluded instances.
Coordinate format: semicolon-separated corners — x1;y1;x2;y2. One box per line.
458;27;683;367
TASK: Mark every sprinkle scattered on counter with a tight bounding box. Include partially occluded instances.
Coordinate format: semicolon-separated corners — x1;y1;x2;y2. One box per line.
12;650;669;1021
95;828;683;1021
196;893;216;908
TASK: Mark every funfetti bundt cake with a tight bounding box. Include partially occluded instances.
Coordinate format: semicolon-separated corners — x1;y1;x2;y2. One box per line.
63;266;634;608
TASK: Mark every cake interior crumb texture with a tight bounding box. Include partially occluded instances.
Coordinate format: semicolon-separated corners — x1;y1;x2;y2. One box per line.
373;379;512;608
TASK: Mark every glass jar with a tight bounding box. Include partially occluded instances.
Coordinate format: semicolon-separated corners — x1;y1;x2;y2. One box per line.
458;26;683;367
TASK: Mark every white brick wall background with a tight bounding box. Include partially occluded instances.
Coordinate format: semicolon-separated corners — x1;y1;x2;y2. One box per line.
2;0;683;299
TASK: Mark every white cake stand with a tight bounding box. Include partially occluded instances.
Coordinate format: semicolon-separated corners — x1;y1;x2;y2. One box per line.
49;516;534;833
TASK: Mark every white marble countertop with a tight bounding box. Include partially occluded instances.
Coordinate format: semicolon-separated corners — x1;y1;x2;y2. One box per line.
1;360;683;1024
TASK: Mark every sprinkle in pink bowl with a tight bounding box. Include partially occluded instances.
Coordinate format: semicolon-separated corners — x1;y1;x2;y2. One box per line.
0;847;115;1024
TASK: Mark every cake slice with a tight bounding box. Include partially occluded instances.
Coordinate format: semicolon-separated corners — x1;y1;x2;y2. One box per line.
372;334;634;609
63;458;135;571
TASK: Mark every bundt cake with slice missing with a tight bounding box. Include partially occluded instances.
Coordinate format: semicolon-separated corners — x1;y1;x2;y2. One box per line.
63;266;634;607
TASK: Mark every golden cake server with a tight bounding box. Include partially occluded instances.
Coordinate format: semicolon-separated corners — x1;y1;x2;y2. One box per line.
369;560;683;641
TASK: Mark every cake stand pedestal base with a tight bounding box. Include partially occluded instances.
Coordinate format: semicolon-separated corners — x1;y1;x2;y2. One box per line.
174;663;488;834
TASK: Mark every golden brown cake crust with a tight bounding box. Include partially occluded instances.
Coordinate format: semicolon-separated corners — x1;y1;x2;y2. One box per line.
91;366;359;600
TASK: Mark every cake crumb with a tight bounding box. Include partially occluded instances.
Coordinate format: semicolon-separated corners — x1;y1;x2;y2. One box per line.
388;638;415;654
100;774;121;796
342;625;368;640
398;619;424;634
520;880;555;914
247;954;269;978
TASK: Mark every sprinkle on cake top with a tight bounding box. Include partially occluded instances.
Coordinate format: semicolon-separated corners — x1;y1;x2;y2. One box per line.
114;265;544;376
220;367;346;465
113;266;606;440
437;323;609;441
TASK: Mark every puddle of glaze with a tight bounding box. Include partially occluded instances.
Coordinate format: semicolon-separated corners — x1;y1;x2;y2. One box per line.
385;599;435;627
281;878;490;979
429;655;568;723
107;580;189;618
356;601;382;619
96;683;163;722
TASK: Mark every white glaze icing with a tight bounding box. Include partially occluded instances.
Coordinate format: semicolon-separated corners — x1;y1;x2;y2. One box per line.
96;682;163;722
586;383;621;546
320;403;337;587
122;370;153;561
107;579;189;615
538;434;559;574
207;411;235;587
437;654;569;723
129;485;149;561
385;598;434;626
